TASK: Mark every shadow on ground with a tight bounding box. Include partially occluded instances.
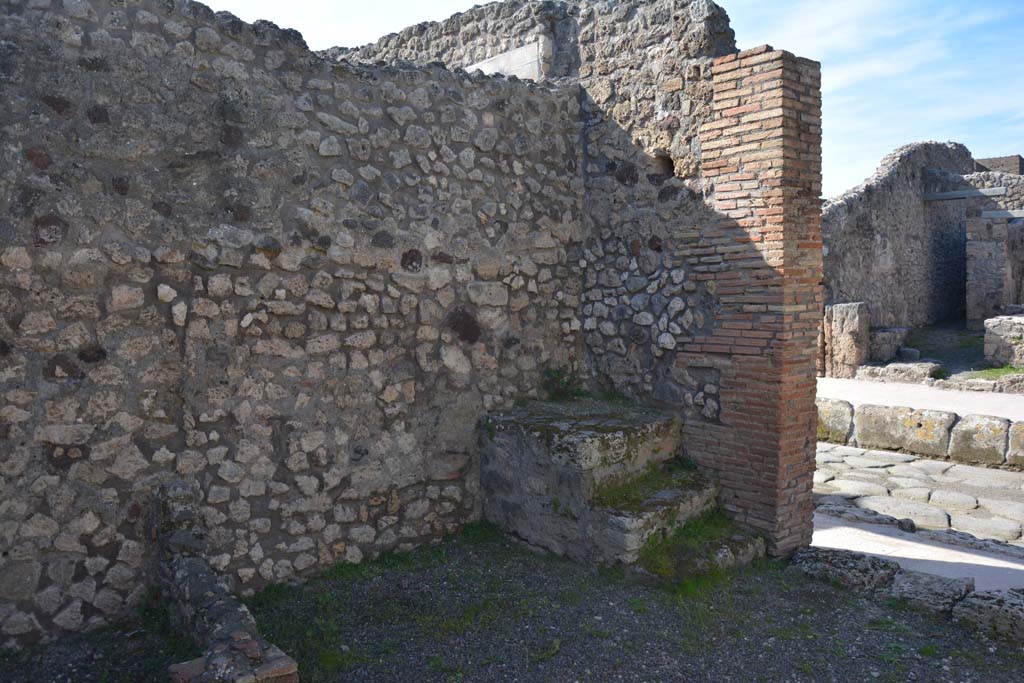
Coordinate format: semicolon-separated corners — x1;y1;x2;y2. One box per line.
8;523;1022;683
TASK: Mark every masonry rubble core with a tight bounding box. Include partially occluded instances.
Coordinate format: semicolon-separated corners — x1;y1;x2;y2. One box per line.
0;0;822;654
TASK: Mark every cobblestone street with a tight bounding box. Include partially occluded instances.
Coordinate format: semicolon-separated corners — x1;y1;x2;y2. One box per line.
815;442;1024;546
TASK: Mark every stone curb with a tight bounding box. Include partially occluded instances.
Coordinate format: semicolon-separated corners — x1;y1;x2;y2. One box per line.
817;398;1022;469
790;547;1024;642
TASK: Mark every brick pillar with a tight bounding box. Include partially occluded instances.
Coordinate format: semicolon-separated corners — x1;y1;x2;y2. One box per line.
689;46;822;555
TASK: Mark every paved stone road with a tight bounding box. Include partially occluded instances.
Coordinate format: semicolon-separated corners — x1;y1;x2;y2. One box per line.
818;377;1024;421
815;442;1024;546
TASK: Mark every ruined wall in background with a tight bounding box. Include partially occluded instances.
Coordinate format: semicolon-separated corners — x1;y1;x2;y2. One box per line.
960;172;1024;326
822;142;974;329
0;0;582;647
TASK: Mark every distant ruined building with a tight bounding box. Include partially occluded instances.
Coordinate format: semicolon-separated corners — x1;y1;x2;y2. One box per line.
819;143;1024;378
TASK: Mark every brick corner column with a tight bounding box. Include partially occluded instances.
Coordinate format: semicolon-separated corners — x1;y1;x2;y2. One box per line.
699;45;823;555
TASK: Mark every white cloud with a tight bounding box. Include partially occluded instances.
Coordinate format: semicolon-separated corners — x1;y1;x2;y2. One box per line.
723;0;1024;196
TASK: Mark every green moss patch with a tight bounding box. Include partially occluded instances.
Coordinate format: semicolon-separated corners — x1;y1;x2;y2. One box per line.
638;509;759;585
592;458;700;511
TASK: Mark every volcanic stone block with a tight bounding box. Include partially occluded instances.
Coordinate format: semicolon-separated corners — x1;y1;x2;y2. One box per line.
853;405;956;457
854;496;950;530
1009;423;1024;467
984;315;1024;368
789;547;899;590
883;570;975;613
953;589;1024;641
822;303;870;378
948;415;1010;465
817;398;854;443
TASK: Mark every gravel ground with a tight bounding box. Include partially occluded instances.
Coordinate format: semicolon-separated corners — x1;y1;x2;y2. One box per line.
906;323;986;377
4;524;1023;683
0;594;198;683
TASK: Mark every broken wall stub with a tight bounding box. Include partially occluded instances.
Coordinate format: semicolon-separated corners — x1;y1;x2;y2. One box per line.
819;302;870;379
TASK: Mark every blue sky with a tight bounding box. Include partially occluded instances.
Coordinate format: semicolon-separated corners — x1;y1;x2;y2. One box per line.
203;0;1024;198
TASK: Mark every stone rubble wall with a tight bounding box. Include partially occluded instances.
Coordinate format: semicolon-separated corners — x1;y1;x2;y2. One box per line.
985;316;1024;368
822;142;974;329
0;0;583;647
0;0;826;648
327;0;737;180
322;1;580;82
958;172;1024;327
816;398;1024;469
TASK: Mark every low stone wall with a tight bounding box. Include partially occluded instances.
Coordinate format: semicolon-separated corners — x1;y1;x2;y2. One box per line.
792;547;1024;643
817;398;1022;468
985;315;1024;368
158;482;298;683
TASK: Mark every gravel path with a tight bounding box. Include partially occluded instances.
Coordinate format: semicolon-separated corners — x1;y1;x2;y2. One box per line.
4;526;1024;683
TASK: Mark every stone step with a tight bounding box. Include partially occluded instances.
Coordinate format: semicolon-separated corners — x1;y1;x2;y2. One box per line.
482;399;684;494
480;400;721;564
629;509;767;584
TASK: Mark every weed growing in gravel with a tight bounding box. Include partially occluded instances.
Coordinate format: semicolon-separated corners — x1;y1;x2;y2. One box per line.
541;366;589;401
460;520;501;544
530;638;562;662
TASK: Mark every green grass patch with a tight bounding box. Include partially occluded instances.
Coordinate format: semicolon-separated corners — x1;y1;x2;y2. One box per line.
459;520;502;545
637;508;737;580
967;364;1023;380
592;459;700;511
